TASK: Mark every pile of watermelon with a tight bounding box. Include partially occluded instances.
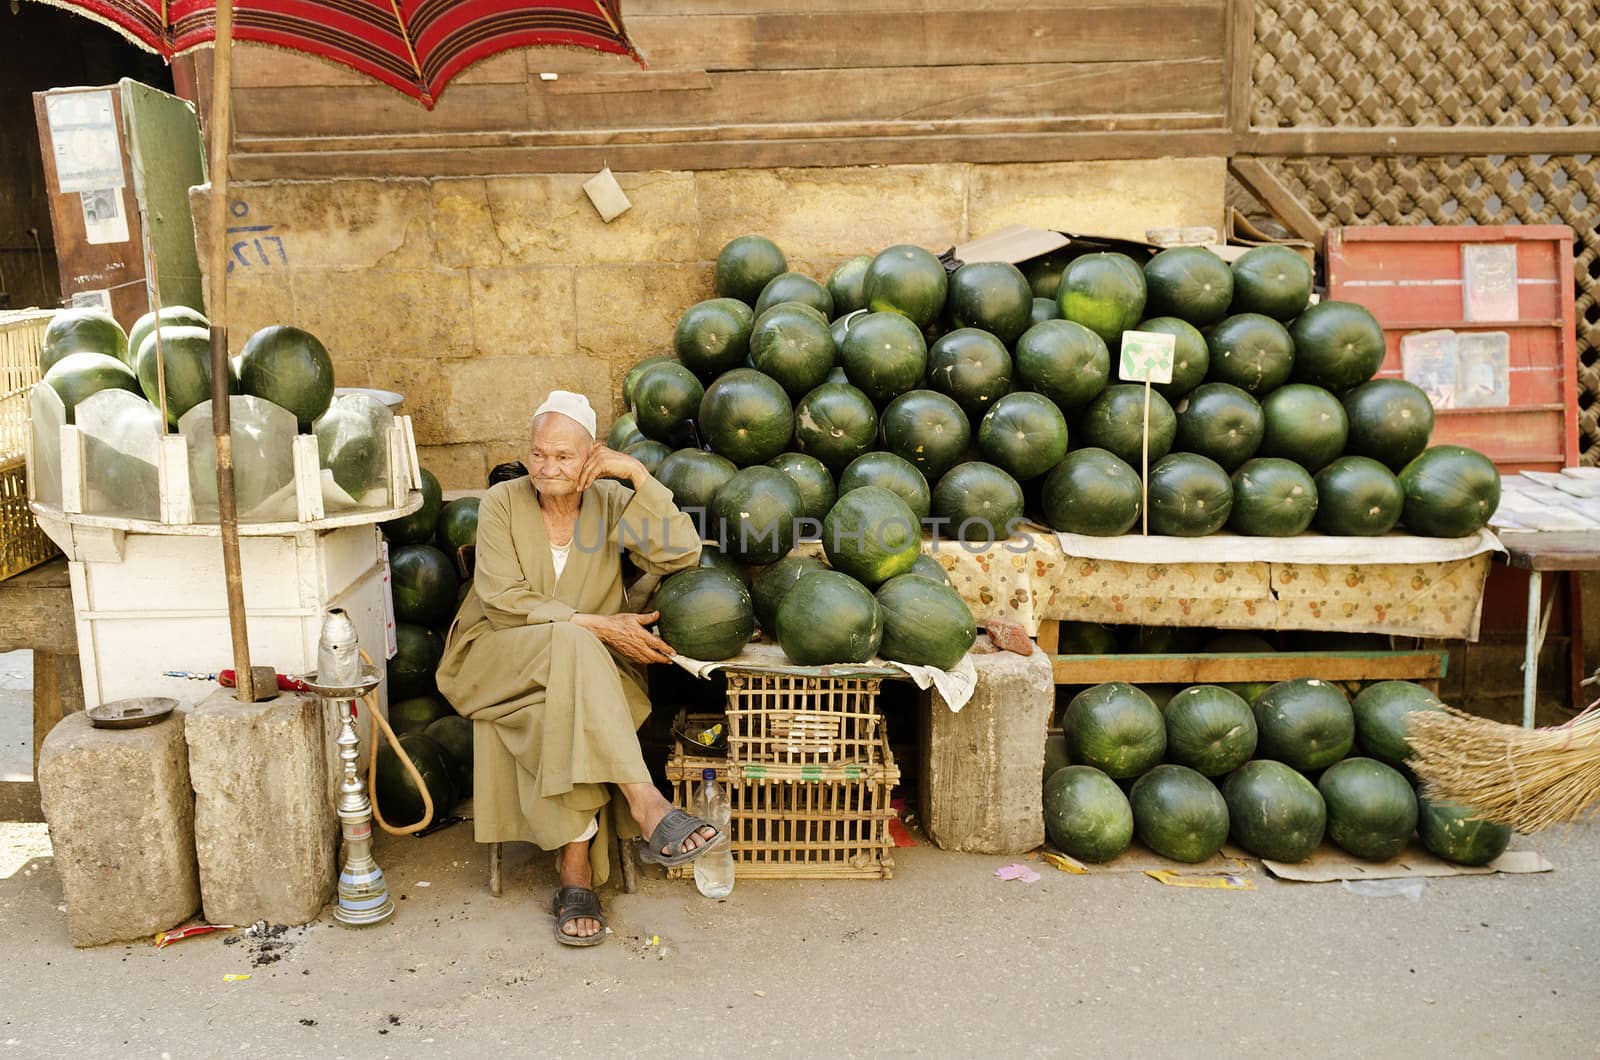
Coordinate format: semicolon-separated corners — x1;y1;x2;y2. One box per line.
1043;673;1512;868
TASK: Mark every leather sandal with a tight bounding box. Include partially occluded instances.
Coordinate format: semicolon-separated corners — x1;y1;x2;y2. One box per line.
551;885;606;947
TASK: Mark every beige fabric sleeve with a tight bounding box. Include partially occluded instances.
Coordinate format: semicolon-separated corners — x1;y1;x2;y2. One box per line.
473;486;576;628
614;475;703;576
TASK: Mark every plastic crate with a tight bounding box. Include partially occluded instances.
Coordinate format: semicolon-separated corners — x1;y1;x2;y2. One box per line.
0;309;60;580
723;669;887;767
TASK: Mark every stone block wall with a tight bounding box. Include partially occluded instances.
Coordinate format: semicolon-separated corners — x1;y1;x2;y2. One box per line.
194;159;1224;489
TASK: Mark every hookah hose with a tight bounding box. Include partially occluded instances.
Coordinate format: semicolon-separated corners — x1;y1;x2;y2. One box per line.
358;649;435;836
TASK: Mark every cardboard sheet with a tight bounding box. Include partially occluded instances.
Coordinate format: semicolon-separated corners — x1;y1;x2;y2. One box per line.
1262;841;1553;883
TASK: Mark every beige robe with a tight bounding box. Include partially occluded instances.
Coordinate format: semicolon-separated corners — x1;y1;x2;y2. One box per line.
436;474;700;885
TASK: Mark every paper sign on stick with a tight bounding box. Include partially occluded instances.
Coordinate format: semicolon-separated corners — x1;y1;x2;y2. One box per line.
1118;330;1177;385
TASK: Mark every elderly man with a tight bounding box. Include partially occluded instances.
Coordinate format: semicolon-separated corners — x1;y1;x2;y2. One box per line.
437;391;716;947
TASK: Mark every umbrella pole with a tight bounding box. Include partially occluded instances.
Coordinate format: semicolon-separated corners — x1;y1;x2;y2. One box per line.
205;0;258;704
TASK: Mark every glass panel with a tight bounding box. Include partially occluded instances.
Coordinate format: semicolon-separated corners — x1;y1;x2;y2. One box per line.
181;395;298;524
76;389;161;521
28;383;65;509
313;393;393;512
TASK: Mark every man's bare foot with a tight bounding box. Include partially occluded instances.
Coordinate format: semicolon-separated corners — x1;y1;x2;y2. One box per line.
619;782;717;858
557;841;601;940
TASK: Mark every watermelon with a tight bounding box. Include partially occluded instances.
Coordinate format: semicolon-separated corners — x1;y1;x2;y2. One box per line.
864;244;949;330
382;467;443;545
1259;383;1348;472
977;392;1069;481
1253;678;1355;772
1031;298;1063;326
821;485;921;587
879;389;971;481
1143;246;1233;326
754;272;833;320
697;543;749;585
1013;320;1110;411
926;328;1013;419
134;325;227;429
749;304;836;399
751;554;829;633
630;361;704;444
947;261;1034;346
932;462;1024;544
715;235;788;306
1128;626;1204;655
1204;631;1275;653
1063;682;1166;779
655;448;737;535
621;355;674;410
128;305;208;370
699;368;793;466
908;553;951;586
838;452;931;521
767;452;836;526
315;398;388;501
1163;685;1257;776
391;544;461;627
712;466;802;564
1398;445;1500;538
776;570;884;665
1318;757;1418;861
389;694;451;736
1173;382;1264;472
1147;453;1232;536
1229;458;1318;536
1205;314;1295;396
607;412;647;451
1290;301;1386;391
625;439;672;477
1314;456;1404;536
42;352;142;424
674;298;755;380
1341;379;1435;470
1043;765;1135;863
1057;621;1120;655
1140;317;1209;402
1130;765;1230;863
1352;681;1445;774
875;573;976;669
423;714;473;794
792;382;877;469
374;732;459;827
827;255;873;318
1077;384;1176;468
1416;793;1512;866
1057;253;1147;346
42;307;128;370
1041;448;1142;536
389;622;444;700
839;311;929;405
1229;245;1314;321
1024;253;1070;300
237;325;335;432
437;497;480;558
1222;760;1326;862
655;567;755;661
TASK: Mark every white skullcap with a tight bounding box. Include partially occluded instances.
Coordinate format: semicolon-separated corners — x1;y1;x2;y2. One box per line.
532;390;596;439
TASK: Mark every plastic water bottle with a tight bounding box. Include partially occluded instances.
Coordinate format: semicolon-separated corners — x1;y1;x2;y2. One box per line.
693;768;735;899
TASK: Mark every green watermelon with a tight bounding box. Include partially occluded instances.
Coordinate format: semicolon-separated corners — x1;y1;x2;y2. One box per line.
821;485;921;587
1204;631;1275;653
128;306;208;370
750;304;836;399
767;452;836;526
1043;765;1135;863
388;622;444;700
1013;320;1110;411
237;325;335;432
655;567;755;660
1141;317;1209;402
908;553;950;585
715;235;788;306
633;362;705;445
391;544;461;627
875;573;976;669
1130;765;1230;863
134;325;225;429
1128;626;1204;655
1174;382;1264;472
436;497;480;558
1230;245;1313;321
754;272;833;320
1416;793;1512;866
1041;448;1142;536
699;368;793;466
42;352;142;424
1163;685;1257;776
423;714;473;794
374;732;459;827
621;355;674;410
1057;253;1147;346
1077;383;1176;468
1031;298;1063;326
674;298;755;380
1398;445;1500;538
926;328;1013;419
840;311;929;406
1143;246;1233;326
1290;301;1387;391
1205;314;1295;396
625;439;672;477
1063;682;1166;779
1223;760;1326;862
315;398;388;501
752;554;829;633
656;448;738;534
827;255;873;318
977;392;1069;481
1253;678;1355;772
838;452;931;521
1147;453;1233;536
864;244;949;330
880;389;971;481
389;694;451;736
712;466;802;564
947;261;1034;346
792;382;878;469
1024;253;1070;300
382;467;443;545
933;462;1024;544
1313;456;1404;536
696;543;747;584
1259;383;1348;472
42;307;128;370
776;570;884;665
1229;457;1318;536
1057;621;1120;655
1352;681;1445;774
1341;379;1435;470
607;411;647;451
1319;757;1418;861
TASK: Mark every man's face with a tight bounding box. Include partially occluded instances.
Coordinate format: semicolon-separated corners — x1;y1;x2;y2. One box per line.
529;414;592;497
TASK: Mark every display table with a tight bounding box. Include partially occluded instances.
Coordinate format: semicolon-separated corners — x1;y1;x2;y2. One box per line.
1497;531;1600;728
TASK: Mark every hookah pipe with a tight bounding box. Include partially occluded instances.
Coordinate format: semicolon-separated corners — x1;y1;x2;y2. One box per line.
357;647;435;837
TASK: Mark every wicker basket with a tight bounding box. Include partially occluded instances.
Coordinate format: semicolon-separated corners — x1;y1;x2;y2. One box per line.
724;670;887;767
0;310;60;580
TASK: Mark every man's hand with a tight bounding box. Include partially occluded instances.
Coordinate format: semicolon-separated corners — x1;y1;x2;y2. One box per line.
576;445;647;492
573;611;675;665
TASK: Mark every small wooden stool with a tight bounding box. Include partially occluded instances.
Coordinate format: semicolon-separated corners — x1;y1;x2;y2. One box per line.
488;837;639;896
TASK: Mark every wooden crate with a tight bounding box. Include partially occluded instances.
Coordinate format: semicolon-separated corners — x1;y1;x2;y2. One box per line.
723;669;887;768
0;310;60;580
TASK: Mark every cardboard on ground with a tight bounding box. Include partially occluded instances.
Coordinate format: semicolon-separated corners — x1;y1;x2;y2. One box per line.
1119;329;1177;385
1262;841;1553;883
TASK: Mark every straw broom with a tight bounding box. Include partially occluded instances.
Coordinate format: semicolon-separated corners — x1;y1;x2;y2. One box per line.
1408;705;1600;834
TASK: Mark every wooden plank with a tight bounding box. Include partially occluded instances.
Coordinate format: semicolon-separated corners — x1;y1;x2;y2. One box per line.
543;69;715;95
231;46;529;88
1049;650;1448;686
1225;0;1254;134
1228;157;1326;244
0;558;76;655
1499;533;1600;572
1243;127;1600;157
627;0;1222;14
1035;619;1060;655
232;83;530;137
32;650;84;773
528;16;757;72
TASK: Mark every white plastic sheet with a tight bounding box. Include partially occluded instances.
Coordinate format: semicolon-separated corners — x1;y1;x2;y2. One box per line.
181;396;298;523
75;389;161;521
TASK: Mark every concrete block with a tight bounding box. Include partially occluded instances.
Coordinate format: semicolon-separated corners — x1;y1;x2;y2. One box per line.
966;158;1228;245
921;649;1054;854
442;354;616;447
38;712;199;947
364;356;450;442
193;179;437;272
186;689;336;926
468;266;577;357
575;263;712;360
417;443;488;491
293;268;473;360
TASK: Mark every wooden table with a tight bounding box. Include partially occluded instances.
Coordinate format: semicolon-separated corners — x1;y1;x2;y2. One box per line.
1498;531;1600;728
0;557;83;774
